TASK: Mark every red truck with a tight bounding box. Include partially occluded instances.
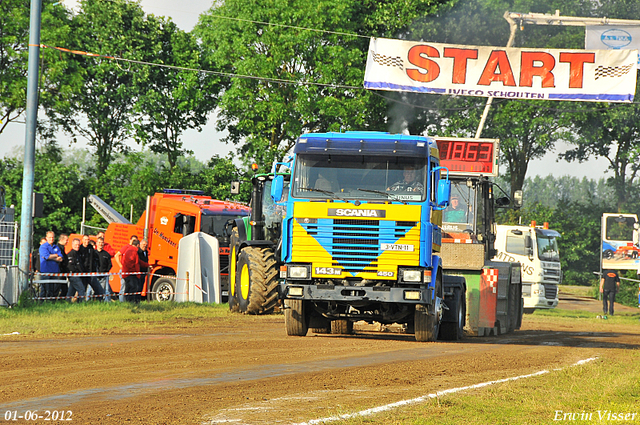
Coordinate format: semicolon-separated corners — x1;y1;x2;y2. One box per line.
74;189;250;301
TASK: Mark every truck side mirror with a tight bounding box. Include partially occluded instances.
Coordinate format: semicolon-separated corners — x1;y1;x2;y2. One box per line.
524;235;534;257
513;190;523;208
432;166;451;210
436;179;451;209
230;181;240;195
271;175;284;202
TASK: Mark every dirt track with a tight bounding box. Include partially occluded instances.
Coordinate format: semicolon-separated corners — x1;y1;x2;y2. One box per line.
1;294;639;425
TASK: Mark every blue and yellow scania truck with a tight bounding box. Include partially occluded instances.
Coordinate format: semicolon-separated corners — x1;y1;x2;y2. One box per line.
231;131;524;342
271;131;461;342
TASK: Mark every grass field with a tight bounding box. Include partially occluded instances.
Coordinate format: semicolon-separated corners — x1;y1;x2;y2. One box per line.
2;301;639;425
334;350;640;425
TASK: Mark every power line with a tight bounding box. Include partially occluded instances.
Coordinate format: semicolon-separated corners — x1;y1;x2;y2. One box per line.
204;13;369;39
41;45;640;112
41;44;363;90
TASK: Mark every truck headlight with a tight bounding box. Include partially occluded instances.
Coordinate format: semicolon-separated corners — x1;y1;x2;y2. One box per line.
401;270;422;282
288;286;304;297
288;265;310;279
404;290;421;300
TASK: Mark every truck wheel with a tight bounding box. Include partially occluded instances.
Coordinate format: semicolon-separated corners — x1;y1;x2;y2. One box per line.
285;299;308;336
236;246;279;314
331;319;353;335
439;290;465;341
151;277;175;302
228;228;240;311
415;274;443;342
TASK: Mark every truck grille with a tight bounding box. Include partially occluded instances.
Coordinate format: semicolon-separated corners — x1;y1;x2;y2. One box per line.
543;267;561;283
297;219;418;273
544;284;557;300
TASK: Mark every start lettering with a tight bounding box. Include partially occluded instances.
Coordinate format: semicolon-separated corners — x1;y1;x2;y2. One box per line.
405;44;595;89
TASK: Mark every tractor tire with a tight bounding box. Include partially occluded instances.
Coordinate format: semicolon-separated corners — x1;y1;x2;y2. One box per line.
330;319;353;335
228;228;240;312
285;299;308;336
439;289;465;341
151;277;176;302
415;273;443;342
235;246;279;314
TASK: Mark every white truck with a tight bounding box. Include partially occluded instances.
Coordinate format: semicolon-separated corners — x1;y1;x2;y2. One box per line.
494;223;561;313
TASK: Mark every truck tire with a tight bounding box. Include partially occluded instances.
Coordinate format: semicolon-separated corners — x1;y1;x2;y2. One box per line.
285;299;308;336
331;319;353;335
235;246;279;314
228;228;240;311
151;277;176;302
415;274;443;342
439;289;465;341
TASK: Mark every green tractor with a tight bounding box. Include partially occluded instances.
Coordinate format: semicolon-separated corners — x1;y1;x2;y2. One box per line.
227;169;289;314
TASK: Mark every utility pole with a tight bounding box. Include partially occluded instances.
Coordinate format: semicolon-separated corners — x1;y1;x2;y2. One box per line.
474;10;640;138
18;0;43;292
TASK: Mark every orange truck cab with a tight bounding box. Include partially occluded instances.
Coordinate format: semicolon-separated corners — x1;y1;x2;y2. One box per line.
99;189;249;301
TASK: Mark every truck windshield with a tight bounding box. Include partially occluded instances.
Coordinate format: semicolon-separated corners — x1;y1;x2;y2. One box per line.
537;234;560;262
443;181;475;229
292;154;426;201
201;213;248;238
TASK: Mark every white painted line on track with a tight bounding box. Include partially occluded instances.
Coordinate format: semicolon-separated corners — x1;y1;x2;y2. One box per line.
292;357;599;425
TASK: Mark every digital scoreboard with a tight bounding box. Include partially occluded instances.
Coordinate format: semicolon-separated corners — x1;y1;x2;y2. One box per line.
434;137;499;177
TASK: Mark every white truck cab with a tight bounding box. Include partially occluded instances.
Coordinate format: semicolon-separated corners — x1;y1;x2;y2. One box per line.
494;223;561;313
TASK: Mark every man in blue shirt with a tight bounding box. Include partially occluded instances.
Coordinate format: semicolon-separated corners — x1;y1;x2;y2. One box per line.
39;230;64;301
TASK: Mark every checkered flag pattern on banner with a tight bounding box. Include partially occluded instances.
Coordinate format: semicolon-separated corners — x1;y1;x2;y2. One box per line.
371;51;404;70
594;63;634;80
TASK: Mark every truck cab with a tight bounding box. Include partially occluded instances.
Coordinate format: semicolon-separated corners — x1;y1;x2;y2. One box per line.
494;224;561;313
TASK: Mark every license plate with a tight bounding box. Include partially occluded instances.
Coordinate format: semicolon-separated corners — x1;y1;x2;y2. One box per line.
381;243;415;252
315;267;342;276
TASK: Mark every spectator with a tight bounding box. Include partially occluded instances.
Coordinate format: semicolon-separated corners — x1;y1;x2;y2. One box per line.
66;238;86;302
39;231;63;301
120;239;141;302
96;231;116;256
94;237;114;302
80;235;104;301
137;239;150;303
115;235;139;302
56;234;70;298
34;237;46;301
600;269;620;317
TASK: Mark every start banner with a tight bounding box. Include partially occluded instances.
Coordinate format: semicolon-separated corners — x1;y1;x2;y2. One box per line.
364;37;637;103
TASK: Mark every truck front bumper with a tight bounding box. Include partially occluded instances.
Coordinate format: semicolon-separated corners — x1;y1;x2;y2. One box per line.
280;283;433;304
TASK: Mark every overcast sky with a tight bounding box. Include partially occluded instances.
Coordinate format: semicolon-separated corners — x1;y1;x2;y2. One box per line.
0;0;611;178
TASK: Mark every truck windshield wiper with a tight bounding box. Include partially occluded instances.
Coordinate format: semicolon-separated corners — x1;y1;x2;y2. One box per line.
299;187;359;205
356;188;407;204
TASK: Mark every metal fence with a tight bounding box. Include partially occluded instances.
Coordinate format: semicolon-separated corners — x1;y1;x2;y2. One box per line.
0;221;17;266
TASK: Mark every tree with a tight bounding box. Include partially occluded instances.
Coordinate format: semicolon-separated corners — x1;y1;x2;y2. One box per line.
0;143;86;239
133;16;219;169
194;0;453;169
0;0;75;135
379;0;597;197
560;88;640;213
55;0;156;174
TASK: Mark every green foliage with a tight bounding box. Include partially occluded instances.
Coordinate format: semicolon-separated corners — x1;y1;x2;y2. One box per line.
616;270;640;307
194;0;452;168
0;0;75;134
133;16;219;168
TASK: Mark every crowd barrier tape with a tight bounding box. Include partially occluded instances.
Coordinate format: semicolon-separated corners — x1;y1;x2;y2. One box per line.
31;291;189;301
35;271;193;281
